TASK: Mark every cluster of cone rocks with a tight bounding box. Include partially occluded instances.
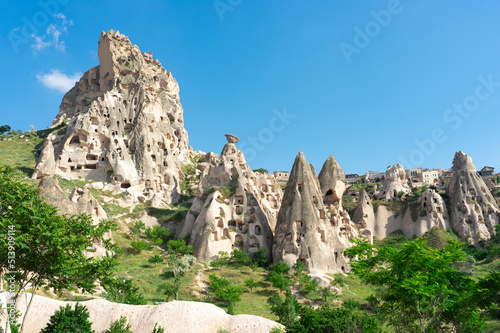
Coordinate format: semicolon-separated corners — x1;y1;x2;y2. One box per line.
32;30;499;275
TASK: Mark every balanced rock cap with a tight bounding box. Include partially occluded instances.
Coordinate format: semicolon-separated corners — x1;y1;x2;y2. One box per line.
225;134;239;143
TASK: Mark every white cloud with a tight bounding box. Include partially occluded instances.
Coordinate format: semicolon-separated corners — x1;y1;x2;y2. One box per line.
36;69;82;93
31;13;73;54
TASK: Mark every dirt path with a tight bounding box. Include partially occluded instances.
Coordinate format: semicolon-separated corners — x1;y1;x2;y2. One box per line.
193;268;209;298
290;283;320;309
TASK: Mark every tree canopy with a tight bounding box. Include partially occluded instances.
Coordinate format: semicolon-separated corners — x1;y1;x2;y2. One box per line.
344;237;500;333
0;166;116;332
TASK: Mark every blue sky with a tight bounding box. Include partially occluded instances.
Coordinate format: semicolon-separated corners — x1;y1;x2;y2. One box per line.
1;1;500;175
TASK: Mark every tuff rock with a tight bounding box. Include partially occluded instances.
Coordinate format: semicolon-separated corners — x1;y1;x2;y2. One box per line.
448;151;499;244
376;163;411;200
273;153;358;274
32;30;190;205
181;136;282;261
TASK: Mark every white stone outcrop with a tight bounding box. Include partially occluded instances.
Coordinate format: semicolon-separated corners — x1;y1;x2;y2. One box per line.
6;294;281;333
376;163;411;200
448;151;499;244
181;135;282;262
273;153;358;274
32;30;189;205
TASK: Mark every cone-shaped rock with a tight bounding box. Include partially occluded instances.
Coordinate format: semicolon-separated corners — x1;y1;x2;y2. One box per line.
273;152;355;274
318;155;346;207
182;136;282;261
448;151;499;244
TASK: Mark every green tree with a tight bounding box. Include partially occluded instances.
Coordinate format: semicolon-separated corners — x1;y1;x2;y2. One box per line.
104;316;132;333
304;279;318;293
0;125;11;134
245;278;258;292
157;278;180;302
41;304;95;333
148;254;164;267
102;277;147;305
167;238;194;255
252;248;270;267
152;323;165;333
286;303;382;333
130;240;150;252
320;287;335;302
130;220;145;236
209;275;244;315
267;262;292;292
231;249;250;264
267;289;302;327
345;237;500;333
145;225;170;246
159;254;197;300
252;168;269;174
0;166;116;333
210;251;231;269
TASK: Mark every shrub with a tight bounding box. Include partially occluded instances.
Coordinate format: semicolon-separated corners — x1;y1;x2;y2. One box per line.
130;240;150;252
41;303;94;333
105;316;132;333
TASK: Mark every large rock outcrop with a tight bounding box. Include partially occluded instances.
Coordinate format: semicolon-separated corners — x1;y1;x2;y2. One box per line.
447;151;499;244
353;190;376;242
5;294;281;333
37;178;110;256
181;135;282;262
376;163;411;201
32;30;190;205
273;153;358;274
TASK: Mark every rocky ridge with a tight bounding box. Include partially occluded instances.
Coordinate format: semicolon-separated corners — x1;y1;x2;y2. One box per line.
273;153;358;274
32;30;190;205
180;135;282;261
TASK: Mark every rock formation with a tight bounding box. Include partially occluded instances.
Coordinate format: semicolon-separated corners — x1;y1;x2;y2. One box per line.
273;153;358;274
7;294;281;333
447;151;499;244
37;178;110;256
414;188;450;234
353;190;376;242
32;30;190;205
181;135;282;262
376;163;411;200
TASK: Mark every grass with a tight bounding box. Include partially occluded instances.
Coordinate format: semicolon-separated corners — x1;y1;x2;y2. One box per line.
0;134;44;176
347;183;382;192
205;264;280;319
110;228;199;303
201;186;236;202
146;201;192;224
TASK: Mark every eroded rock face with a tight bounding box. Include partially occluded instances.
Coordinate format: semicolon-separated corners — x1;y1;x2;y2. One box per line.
353;190;375;242
448;151;499;244
376;163;411;200
32;30;189;205
182;138;282;262
37;178;109;257
273;153;357;274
